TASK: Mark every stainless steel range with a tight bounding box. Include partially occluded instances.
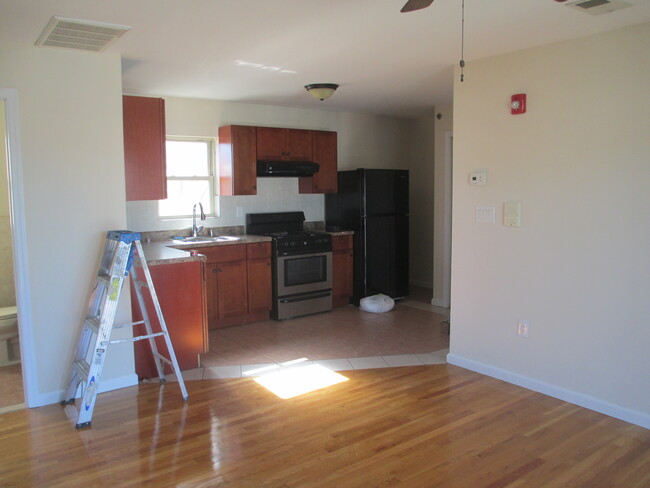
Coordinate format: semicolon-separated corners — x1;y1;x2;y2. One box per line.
246;212;332;320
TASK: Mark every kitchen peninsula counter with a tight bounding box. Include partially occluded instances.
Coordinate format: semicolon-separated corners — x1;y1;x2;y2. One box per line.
141;235;273;266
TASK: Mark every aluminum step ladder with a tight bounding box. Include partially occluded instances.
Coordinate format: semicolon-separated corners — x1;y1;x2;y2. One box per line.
61;230;188;428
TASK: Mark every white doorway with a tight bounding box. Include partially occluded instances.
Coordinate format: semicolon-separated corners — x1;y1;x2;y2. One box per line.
1;88;36;410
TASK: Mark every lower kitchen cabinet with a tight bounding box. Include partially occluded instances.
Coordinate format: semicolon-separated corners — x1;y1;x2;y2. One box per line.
196;242;272;329
247;242;273;314
332;234;354;307
131;260;207;379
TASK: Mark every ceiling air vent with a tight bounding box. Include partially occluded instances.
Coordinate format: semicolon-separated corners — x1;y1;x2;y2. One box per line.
36;16;130;52
565;0;632;15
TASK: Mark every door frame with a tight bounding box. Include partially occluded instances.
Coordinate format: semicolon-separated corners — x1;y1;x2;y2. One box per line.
1;88;37;407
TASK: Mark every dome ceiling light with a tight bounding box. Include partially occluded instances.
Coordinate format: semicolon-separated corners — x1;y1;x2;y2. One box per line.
304;83;339;101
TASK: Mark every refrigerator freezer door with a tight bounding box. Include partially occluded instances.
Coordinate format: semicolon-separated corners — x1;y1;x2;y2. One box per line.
364;214;409;299
363;169;409;216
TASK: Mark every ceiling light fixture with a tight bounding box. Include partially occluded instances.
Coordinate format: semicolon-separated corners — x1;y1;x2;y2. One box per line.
304;83;339;101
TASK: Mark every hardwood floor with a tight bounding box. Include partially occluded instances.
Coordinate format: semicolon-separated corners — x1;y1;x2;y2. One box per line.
1;365;648;487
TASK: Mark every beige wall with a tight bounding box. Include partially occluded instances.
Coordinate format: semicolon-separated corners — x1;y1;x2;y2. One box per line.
449;23;650;426
0;42;134;405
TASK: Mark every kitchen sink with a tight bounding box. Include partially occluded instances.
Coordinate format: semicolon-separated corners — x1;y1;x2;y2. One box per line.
172;235;241;244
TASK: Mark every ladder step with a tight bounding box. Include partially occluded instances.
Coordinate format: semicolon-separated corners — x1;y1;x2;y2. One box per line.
112;320;145;329
106;332;165;345
97;273;111;284
84;317;100;334
152;352;173;366
135;280;149;288
73;359;90;379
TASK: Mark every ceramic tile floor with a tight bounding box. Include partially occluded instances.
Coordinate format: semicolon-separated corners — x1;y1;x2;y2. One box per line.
163;294;450;382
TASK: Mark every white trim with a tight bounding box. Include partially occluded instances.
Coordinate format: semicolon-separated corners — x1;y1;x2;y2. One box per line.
1;88;38;408
440;130;453;308
447;353;650;430
32;374;139;407
431;298;448;308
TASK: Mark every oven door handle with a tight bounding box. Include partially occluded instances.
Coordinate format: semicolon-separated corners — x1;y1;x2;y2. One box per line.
279;291;332;304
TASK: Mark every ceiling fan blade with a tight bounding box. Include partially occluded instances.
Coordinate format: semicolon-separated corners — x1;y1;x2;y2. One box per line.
401;0;435;13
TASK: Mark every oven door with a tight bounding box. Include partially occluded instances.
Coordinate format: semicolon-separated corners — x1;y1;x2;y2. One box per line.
276;252;332;297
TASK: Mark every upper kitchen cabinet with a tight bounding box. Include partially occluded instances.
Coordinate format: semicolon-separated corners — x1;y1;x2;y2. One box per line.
219;125;257;196
257;127;313;161
123;95;167;201
299;130;338;194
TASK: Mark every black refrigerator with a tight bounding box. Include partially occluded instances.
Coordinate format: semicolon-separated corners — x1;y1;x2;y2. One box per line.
325;169;409;303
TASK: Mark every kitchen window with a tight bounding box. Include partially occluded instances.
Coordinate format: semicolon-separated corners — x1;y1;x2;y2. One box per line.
158;137;216;218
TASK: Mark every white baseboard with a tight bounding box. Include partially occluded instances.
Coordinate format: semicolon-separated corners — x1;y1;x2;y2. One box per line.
447;354;650;430
431;298;449;308
28;373;139;408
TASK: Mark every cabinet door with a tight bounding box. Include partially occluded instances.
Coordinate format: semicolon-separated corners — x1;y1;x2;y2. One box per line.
131;261;206;379
299;130;337;194
285;129;312;161
205;263;220;328
256;127;286;160
247;257;272;313
256;127;313;161
215;260;249;319
219;125;257;196
123;96;167;201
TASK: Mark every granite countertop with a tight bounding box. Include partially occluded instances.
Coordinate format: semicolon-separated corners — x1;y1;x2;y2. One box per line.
141;229;353;266
142;234;273;266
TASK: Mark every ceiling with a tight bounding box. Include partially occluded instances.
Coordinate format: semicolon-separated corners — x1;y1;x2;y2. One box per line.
1;0;649;119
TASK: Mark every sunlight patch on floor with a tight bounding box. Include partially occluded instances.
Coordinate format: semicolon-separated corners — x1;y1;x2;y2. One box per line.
254;363;349;399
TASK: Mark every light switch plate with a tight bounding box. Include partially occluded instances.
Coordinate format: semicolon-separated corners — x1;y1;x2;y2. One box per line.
476;206;496;223
503;201;522;227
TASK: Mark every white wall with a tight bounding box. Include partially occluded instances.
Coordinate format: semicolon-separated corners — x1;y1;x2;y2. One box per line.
0;42;135;406
127;97;414;232
448;23;650;427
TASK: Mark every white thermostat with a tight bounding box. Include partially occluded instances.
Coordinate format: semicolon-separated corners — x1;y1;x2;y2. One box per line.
469;170;488;186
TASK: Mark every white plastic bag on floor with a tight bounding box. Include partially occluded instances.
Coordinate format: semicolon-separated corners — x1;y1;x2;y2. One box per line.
359;294;395;313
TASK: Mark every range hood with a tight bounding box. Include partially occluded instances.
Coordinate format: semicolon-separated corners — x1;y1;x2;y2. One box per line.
257;160;320;177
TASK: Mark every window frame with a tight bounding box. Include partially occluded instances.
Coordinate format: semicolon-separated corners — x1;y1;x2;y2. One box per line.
158;136;217;219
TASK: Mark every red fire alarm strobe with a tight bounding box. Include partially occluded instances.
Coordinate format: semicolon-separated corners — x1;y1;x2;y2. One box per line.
511;94;526;115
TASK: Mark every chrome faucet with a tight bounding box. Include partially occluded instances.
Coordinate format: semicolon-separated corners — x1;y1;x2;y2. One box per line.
192;202;206;237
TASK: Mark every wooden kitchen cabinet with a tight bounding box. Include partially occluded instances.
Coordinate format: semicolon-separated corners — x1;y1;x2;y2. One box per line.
299;130;338;194
197;242;272;328
246;242;272;314
200;244;248;328
123;95;167;201
331;234;354;307
219;125;257;196
131;260;207;379
256;127;312;161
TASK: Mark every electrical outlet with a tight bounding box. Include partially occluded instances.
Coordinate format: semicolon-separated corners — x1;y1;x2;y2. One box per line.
517;320;529;338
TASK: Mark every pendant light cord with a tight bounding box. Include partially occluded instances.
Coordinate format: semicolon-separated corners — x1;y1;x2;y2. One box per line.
460;0;465;82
